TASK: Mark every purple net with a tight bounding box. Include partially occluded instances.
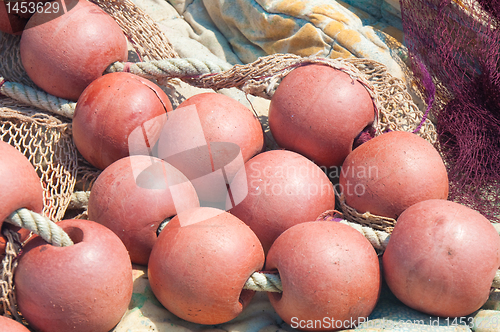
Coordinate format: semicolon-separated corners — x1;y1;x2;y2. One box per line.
401;0;500;222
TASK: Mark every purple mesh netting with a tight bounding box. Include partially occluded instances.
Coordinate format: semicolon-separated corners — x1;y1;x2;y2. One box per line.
476;0;500;18
401;0;500;222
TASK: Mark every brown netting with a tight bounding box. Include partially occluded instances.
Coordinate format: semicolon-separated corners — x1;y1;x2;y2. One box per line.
1;0;437;230
64;50;434;231
0;29;79;321
194;53;432;231
0;97;78;221
0;33;35;88
89;0;178;61
339;194;396;234
0;229;23;322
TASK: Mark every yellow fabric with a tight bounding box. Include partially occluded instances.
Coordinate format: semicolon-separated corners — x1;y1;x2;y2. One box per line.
199;0;406;80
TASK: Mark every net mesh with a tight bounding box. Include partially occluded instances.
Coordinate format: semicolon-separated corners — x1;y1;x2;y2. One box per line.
0;33;35;88
0;96;78;222
0;229;23;322
401;0;500;222
89;0;178;61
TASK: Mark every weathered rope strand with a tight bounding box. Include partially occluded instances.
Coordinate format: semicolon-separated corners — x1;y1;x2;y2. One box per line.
338;219;391;251
244;271;282;292
0;55;375;121
5;208;73;247
67;191;91;210
0;58;231;118
0;78;76;118
107;58;232;78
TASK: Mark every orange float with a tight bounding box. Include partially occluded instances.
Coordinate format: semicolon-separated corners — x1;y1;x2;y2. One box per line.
339;131;448;219
20;0;128;100
229;150;336;252
0;141;43;255
0;315;31;331
148;207;265;325
266;221;381;331
15;219;133;332
269;64;376;168
156;92;264;205
72;72;172;170
88;155;200;265
383;199;500;317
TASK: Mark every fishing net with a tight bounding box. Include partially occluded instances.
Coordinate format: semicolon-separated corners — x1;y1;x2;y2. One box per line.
3;0;491;330
400;0;500;222
0;26;79;224
0;32;80;322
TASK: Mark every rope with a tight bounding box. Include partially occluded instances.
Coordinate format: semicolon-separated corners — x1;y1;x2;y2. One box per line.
0;58;230;118
0;78;76;118
0;55;375;121
67;191;91;210
338;219;391;251
243;271;282;292
4;208;73;247
106;58;232;79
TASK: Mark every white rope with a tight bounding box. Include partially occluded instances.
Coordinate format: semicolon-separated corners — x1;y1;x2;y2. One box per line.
106;58;232;78
338;219;391;251
0;58;229;118
244;271;282;293
0;78;76;118
5;208;73;247
67;191;91;210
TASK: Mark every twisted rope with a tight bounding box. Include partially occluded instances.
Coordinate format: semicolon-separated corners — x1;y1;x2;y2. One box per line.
244;271;282;292
245;218;391;292
0;58;230;118
107;58;232;79
5;208;73;247
0;78;76;118
67;191;91;210
3;205;500;292
338;219;391;251
0;55;377;121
